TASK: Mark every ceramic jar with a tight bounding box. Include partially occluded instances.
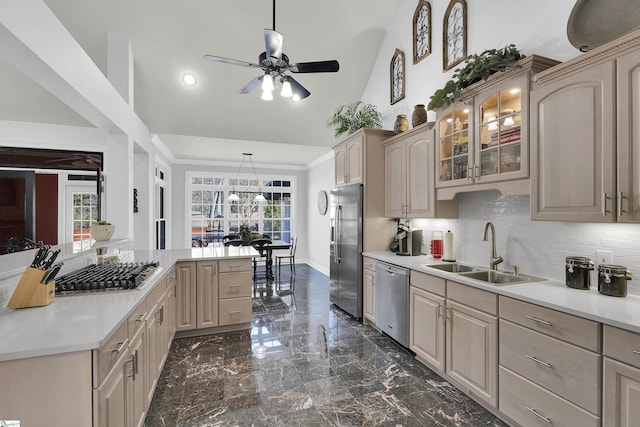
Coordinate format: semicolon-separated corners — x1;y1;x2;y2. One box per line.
394;114;409;134
412;104;428;127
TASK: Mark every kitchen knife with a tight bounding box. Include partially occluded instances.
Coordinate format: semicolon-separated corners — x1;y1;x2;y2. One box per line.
31;246;48;268
42;249;61;270
42;262;63;284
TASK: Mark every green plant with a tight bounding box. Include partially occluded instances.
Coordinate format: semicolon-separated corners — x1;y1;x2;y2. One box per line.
94;220;112;225
326;101;382;138
428;45;526;111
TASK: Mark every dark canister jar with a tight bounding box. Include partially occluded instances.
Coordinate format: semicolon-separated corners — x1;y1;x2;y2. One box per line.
565;256;593;289
597;263;632;297
412;104;428;127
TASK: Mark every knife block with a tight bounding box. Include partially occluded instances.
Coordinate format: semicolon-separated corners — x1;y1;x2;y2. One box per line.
7;267;55;309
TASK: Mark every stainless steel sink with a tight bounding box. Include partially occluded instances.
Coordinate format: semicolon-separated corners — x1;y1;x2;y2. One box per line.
458;270;542;285
422;263;477;273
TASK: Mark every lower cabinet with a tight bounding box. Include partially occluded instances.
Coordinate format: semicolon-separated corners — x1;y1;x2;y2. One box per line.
498;296;601;426
603;325;640;427
445;293;498;407
363;257;376;324
409;271;446;372
176;259;253;333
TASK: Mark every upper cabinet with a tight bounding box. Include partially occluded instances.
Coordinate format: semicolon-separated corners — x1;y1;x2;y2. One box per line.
435;56;559;199
384;124;457;218
333;129;392;187
531;28;640;222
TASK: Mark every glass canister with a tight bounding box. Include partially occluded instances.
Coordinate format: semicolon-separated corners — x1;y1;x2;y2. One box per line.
597;264;632;297
565;256;593;289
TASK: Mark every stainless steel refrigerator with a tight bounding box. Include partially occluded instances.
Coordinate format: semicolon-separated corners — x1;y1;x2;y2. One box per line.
329;183;363;318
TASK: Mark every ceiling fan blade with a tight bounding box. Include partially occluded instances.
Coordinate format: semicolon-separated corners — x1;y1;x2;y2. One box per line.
237;75;264;94
265;29;283;62
204;55;261;68
289;60;340;73
287;76;311;100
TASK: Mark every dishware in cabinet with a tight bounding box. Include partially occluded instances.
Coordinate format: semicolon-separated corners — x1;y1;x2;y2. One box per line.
437;105;473;187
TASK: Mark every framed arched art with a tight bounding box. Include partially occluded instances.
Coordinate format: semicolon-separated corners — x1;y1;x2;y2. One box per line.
390;49;405;105
443;0;467;71
413;1;432;64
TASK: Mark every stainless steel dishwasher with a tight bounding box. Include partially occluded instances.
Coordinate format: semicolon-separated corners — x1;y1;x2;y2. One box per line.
375;261;409;347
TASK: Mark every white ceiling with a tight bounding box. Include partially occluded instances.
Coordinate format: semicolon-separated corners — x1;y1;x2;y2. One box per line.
3;0;400;166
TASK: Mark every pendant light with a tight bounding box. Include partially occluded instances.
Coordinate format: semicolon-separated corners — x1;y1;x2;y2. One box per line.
227;153;267;203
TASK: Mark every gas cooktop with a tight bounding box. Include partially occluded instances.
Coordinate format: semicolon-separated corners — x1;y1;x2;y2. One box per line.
54;261;159;295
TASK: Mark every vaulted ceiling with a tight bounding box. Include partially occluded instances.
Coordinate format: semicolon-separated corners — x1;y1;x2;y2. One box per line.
1;0;401;166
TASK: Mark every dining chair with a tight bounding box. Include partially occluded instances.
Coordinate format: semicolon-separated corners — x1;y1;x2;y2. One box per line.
224;239;245;247
250;238;272;282
276;236;297;277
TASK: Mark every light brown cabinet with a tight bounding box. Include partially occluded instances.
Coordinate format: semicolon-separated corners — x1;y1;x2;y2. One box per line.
175;261;197;331
384;124;456;218
334;131;365;186
176;259;253;333
531;30;640;222
196;260;218;328
498;296;601;426
603;325;640;426
410;286;445;371
445;282;498;407
435;56;558;199
363;257;376;324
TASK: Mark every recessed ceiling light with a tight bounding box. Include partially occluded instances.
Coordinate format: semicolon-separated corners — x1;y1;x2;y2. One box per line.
182;73;197;86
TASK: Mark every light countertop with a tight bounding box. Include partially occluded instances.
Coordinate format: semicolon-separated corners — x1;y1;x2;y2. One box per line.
0;246;258;362
364;251;640;334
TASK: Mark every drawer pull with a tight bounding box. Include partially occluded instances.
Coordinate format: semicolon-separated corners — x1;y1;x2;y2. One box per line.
526;355;552;369
111;338;129;354
525;315;551;326
633;350;640;356
228;284;240;288
229;310;242;315
525;407;551;424
135;313;146;323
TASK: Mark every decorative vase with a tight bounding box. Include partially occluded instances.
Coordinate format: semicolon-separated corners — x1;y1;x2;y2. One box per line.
412;104;428;127
394;114;409;134
91;224;115;241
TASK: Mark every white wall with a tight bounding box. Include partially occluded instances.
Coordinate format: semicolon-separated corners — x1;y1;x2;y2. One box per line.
362;0;580;129
304;154;335;275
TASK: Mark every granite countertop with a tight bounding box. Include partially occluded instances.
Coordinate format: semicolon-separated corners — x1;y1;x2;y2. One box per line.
0;246;258;362
364;251;640;334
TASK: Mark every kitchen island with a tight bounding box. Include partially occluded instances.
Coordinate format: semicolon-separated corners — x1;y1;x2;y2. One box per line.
0;243;258;426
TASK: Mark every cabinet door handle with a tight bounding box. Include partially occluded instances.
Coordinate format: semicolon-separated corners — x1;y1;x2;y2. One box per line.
111;339;129;354
525;407;551;424
474;164;480;180
134;349;139;375
437;304;443;319
159;305;164;324
526;354;552;369
525;315;551;326
467;166;473;181
618;192;626;218
602;192;611;216
136;313;146;323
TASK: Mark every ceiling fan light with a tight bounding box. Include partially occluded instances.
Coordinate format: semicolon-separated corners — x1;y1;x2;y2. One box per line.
261;73;274;91
182;73;197;86
254;193;267;202
261;89;274;101
227;192;240;202
280;79;293;98
291;94;301;102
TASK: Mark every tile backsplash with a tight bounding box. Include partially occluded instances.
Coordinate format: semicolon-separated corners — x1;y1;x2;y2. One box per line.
412;190;640;294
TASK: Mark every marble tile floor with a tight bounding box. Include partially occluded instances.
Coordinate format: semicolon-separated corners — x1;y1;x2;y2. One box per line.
145;265;508;427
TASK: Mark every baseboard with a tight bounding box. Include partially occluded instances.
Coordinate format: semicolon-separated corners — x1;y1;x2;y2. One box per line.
299;259;329;276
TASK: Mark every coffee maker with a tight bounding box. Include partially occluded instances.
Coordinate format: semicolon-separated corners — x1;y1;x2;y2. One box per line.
393;227;423;256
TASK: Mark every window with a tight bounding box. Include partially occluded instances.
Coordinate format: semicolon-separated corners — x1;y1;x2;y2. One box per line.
187;173;293;247
155;165;167;249
72;192;98;242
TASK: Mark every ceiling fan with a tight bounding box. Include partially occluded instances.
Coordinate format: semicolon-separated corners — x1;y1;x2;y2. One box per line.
203;0;339;101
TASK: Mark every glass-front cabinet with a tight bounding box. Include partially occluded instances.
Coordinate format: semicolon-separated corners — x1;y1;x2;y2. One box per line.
438;107;473;186
435;55;559;191
477;85;524;180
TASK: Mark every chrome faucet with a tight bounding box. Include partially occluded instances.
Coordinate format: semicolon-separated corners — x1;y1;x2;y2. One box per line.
482;222;504;270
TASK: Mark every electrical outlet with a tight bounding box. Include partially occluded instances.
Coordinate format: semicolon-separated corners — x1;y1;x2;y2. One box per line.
596;249;613;265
